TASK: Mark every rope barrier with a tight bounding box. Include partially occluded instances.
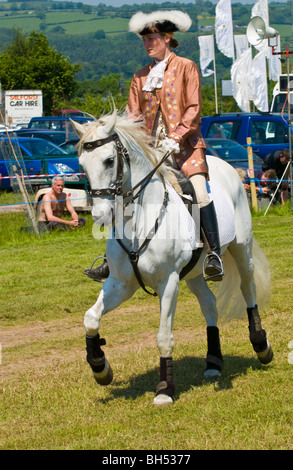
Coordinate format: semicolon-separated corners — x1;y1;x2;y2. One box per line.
0;172;85;180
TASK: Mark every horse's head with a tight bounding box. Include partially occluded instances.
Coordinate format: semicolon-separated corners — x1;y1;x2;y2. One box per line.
72;111;130;226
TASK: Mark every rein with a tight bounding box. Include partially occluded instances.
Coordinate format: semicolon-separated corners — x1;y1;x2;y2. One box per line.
82;132;171;296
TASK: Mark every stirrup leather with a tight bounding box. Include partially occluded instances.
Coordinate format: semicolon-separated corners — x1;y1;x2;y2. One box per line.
203;251;224;281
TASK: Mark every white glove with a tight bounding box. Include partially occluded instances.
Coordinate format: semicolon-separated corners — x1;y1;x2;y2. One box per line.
162;137;180;154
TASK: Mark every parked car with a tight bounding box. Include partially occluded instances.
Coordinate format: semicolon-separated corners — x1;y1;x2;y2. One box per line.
54;109;88;118
205;138;263;172
14;129;78;146
26;115;93;132
0;137;87;190
201;112;292;160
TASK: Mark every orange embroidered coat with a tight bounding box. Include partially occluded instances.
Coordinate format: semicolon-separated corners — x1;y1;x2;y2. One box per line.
127;52;208;178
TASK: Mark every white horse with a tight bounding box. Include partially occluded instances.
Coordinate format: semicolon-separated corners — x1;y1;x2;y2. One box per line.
72;111;273;407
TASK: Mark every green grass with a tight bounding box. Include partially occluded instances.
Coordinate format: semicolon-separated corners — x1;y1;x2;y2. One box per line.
0;194;293;450
0;11;129;35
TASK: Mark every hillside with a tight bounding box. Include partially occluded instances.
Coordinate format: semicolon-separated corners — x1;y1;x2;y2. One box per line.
0;1;291;82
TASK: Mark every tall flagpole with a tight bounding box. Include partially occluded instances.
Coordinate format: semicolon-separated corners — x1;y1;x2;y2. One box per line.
213;36;218;114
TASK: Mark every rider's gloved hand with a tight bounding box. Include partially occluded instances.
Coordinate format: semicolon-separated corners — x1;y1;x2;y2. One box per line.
161;137;180;154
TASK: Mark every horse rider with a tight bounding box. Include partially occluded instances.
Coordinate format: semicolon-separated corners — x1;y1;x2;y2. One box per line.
84;10;223;283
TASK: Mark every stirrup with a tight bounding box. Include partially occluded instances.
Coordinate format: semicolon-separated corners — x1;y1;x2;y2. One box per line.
86;255;106;283
203;251;224;282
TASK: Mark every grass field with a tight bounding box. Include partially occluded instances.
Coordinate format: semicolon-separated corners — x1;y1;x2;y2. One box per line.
0;9;291;45
0;195;293;450
0;11;129;35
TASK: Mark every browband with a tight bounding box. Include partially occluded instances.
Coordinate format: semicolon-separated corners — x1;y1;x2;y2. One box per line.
82;133;118;150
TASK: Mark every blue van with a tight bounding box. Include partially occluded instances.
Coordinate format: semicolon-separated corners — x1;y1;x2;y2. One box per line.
200;112;292;160
27;115;93;132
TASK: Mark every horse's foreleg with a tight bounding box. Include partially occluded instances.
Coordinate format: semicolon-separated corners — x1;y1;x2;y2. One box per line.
153;272;179;407
186;276;223;380
84;276;137;386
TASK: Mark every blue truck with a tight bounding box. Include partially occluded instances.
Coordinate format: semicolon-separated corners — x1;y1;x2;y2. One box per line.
200;112;292;160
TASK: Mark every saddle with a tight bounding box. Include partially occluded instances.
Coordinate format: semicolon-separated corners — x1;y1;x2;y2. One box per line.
174;173;204;280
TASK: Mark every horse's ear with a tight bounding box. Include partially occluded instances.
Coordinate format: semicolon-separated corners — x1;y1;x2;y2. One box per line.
70;119;85;137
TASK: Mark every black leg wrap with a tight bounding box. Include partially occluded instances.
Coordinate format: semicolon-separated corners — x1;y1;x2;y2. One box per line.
206;326;223;372
156;357;175;398
247;305;268;353
86;333;107;373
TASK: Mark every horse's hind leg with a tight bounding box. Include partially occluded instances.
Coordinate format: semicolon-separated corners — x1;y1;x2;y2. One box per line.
228;241;273;364
84;277;137;386
247;305;273;364
186;276;223;380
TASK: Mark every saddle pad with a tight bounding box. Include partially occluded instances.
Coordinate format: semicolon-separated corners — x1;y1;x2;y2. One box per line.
168;181;236;250
207;180;236;247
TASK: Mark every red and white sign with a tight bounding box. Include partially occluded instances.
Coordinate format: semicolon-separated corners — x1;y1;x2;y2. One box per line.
5;89;43;126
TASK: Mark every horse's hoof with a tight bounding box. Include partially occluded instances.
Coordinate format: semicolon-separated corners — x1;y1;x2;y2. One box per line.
153;394;173;407
257;341;273;364
204;369;221;382
93;359;113;385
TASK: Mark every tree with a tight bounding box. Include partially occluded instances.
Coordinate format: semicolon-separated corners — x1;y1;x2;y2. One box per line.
0;29;81;114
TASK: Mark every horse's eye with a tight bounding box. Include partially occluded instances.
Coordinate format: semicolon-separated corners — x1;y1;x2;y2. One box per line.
105;157;114;168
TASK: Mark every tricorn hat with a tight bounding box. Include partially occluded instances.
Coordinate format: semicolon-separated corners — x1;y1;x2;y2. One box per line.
129;10;192;36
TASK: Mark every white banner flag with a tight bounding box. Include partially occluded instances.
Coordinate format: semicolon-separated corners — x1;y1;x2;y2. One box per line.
231;48;252;112
251;50;269;112
215;0;235;59
251;0;270;56
268;34;282;81
234;35;248;59
198;35;215;77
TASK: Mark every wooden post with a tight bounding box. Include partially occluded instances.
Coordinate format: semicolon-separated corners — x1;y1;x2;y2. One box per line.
246;137;258;212
13;165;40;237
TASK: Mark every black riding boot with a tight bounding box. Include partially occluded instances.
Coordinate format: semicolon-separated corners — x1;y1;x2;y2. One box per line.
84;256;110;281
200;201;223;281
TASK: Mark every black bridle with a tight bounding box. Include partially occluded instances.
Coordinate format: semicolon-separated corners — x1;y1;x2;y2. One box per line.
83;133;129;198
83;132;172;204
82;132;171;296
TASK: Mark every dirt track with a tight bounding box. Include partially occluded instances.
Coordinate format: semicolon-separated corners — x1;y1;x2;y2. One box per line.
0;204;24;213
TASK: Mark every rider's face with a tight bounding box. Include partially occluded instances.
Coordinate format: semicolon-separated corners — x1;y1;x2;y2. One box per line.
142;33;170;61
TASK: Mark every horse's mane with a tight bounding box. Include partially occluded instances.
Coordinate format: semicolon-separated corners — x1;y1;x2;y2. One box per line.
78;110;181;192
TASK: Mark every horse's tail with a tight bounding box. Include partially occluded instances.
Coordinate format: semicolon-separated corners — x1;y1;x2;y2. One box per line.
212;238;271;322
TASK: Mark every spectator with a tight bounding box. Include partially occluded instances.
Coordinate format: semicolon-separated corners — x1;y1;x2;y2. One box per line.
239;168;282;204
262;149;290;204
38;176;85;230
262;149;289;179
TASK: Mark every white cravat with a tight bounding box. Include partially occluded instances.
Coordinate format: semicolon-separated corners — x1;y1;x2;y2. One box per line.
143;55;170;92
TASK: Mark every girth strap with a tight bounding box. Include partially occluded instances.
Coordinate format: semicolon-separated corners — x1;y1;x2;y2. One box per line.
113;186;169;297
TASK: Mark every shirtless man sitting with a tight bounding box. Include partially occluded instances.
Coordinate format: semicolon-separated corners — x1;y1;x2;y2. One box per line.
38;176;85;230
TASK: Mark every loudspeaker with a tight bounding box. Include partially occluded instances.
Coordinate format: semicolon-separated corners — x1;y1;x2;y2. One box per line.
247;16;279;46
